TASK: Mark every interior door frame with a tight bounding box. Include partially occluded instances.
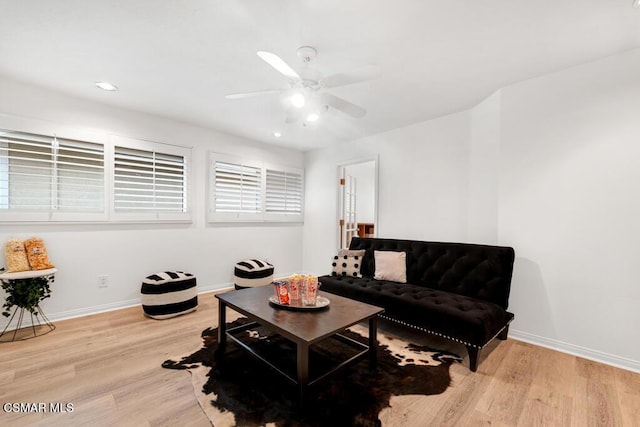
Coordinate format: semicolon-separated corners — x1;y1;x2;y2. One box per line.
336;155;379;251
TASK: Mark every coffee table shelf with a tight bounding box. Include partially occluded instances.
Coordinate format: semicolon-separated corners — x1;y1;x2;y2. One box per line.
225;319;370;388
215;286;384;406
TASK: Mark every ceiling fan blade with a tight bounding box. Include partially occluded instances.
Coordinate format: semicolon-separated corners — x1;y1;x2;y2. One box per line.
257;51;301;80
320;93;367;118
225;89;282;99
321;65;380;89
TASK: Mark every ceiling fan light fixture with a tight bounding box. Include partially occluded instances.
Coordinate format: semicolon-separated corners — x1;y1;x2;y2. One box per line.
290;92;306;108
231;47;371;125
305;112;320;122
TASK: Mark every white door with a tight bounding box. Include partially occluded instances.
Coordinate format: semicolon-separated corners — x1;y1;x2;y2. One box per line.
340;170;358;249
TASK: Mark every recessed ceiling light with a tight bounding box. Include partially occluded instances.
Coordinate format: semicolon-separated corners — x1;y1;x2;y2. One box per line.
306;112;319;122
635;0;640;7
273;131;282;138
96;81;118;91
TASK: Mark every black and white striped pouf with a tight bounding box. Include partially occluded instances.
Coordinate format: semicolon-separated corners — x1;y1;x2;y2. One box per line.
141;271;198;319
234;259;274;290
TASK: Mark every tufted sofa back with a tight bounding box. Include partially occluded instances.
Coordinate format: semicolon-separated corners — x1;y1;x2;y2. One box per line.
348;237;515;310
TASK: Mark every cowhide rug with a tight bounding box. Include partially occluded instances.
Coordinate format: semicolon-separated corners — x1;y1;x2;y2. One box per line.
162;318;461;427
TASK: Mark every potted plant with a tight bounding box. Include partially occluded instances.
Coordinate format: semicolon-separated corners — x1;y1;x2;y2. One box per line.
0;269;54;318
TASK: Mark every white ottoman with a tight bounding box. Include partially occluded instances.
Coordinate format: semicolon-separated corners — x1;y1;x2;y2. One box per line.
141;271;197;319
233;259;274;289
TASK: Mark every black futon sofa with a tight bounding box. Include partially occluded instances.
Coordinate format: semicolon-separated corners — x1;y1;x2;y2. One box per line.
319;237;515;371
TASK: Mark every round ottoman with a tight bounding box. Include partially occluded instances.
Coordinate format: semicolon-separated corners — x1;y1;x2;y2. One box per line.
234;259;274;290
141;271;198;319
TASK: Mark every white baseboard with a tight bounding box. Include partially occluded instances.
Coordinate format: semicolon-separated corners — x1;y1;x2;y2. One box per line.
50;298;142;323
198;281;234;293
510;329;640;374
0;298;142;332
0;283;234;332
0;275;300;332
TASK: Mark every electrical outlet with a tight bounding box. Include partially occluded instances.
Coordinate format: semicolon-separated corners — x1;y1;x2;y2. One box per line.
98;275;109;288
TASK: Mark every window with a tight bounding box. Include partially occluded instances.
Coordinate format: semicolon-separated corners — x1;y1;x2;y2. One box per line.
209;153;303;223
213;160;262;215
0;129;106;221
0;128;191;223
111;136;190;222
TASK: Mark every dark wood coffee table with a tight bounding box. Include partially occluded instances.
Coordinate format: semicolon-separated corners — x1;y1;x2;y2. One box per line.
215;285;384;404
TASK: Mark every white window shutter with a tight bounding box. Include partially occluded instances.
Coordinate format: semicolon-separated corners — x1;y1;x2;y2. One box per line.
0;131;53;211
112;143;188;220
56;137;105;212
154;151;188;212
0;129;105;221
265;169;303;215
212;160;262;219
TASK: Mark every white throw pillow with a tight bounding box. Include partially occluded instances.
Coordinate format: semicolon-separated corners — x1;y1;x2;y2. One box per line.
374;250;407;283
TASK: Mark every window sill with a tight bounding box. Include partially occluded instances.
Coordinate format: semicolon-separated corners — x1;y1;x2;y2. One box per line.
208;220;303;226
0;219;193;226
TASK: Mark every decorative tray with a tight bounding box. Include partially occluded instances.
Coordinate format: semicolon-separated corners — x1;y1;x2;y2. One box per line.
268;295;330;311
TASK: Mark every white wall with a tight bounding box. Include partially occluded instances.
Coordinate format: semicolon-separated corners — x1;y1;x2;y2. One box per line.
304;48;640;372
467;90;500;244
0;78;304;324
344;161;376;223
498;49;640;370
303;110;471;276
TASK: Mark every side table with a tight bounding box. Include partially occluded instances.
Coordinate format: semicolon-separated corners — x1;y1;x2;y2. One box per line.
0;268;57;342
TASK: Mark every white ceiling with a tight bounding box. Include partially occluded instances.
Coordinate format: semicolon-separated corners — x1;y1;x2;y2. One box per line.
1;1;639;151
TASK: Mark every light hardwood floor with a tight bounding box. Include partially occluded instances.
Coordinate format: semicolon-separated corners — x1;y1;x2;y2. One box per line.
0;291;638;426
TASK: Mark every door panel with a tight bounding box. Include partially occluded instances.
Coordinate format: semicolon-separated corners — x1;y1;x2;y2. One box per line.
338;159;377;251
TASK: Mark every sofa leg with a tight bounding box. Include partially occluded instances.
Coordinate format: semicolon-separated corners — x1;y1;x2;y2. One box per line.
498;325;509;340
467;346;479;372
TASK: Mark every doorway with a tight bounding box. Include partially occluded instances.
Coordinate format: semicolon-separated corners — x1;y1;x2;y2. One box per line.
338;159;378;250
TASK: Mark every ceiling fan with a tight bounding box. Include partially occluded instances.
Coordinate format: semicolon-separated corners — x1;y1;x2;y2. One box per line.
225;46;378;124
